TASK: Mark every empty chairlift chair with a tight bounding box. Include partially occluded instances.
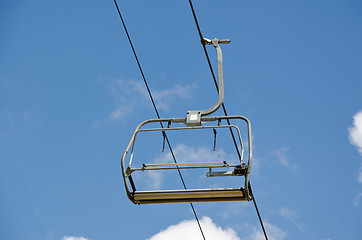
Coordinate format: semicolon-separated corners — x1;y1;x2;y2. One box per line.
121;38;253;204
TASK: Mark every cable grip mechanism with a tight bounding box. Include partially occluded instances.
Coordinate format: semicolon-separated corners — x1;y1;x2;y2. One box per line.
186;38;230;126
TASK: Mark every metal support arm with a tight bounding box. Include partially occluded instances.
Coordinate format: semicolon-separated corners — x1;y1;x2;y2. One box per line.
186;38;230;126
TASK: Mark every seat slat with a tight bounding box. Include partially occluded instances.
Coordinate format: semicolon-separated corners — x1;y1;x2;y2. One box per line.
133;188;247;204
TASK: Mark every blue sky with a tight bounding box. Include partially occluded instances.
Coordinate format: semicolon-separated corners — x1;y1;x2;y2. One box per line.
1;1;362;240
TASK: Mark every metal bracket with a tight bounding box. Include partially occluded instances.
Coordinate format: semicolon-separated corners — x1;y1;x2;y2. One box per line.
206;163;247;177
186;111;201;126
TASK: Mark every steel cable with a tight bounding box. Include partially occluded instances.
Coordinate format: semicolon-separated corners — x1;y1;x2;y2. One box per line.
113;1;206;239
187;0;242;161
249;182;269;240
187;1;269;239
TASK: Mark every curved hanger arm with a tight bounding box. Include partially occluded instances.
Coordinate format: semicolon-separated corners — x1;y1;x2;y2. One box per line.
186;38;230;126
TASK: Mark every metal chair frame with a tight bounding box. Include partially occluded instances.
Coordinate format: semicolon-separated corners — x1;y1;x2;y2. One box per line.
121;38;253;204
121;115;252;204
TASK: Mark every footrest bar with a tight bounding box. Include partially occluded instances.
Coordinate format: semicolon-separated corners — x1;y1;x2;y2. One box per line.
132;188;247;204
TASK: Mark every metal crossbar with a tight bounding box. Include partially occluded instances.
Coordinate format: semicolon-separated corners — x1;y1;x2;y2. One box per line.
129;163;237;172
144;162;227;167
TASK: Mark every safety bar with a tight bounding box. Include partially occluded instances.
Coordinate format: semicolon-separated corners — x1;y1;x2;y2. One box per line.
144;162;227;167
126;162;244;175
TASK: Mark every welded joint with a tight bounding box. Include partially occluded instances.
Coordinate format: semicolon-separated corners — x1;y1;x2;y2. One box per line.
125;166;134;177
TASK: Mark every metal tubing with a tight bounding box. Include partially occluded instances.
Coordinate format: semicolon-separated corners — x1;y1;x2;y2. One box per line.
121;115;252;203
199;40;224;116
144;162;227;167
131;164;239;172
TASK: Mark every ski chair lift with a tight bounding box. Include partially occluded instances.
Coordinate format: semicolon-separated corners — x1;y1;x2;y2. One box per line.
121;38;253;204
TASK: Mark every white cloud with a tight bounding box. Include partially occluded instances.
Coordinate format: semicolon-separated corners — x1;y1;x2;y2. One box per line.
153;84;193;99
62;236;91;240
250;156;262;176
148;216;240;240
137;144;236;189
106;79;196;120
280;207;303;231
218;202;251;219
153;83;196;111
349;111;362;205
271;147;290;168
132;167;164;190
146;171;163;189
107;79;147;120
154;143;235;164
280;207;298;219
242;222;287;240
348;110;362;155
353;192;362;206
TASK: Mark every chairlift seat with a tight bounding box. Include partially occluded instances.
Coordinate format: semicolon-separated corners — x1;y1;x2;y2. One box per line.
121;38;254;205
132;188;247;204
121;116;253;204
